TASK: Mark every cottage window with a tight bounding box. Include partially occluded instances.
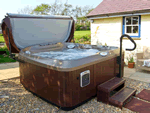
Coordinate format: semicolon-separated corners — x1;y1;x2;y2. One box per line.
123;16;141;38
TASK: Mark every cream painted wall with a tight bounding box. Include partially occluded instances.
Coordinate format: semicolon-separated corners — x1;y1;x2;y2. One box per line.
91;14;150;64
141;15;150;45
91;17;122;46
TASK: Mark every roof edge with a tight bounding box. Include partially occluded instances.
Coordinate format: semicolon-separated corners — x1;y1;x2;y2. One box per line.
86;9;150;18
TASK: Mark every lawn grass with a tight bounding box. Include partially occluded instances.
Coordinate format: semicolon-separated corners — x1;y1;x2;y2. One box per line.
0;34;5;43
0;45;16;63
0;34;16;63
74;30;91;44
74;30;91;38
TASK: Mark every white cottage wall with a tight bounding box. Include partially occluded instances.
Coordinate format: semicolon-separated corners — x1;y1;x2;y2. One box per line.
90;15;150;64
91;17;122;46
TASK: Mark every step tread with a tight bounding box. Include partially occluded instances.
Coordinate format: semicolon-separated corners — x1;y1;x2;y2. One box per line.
98;77;125;92
109;87;136;103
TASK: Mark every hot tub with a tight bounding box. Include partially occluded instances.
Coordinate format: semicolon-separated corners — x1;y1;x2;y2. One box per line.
1;13;124;110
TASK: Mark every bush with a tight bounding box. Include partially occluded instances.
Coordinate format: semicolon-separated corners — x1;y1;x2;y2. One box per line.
75;34;91;44
87;27;90;30
82;34;91;41
0;45;16;63
75;24;82;31
75;24;90;31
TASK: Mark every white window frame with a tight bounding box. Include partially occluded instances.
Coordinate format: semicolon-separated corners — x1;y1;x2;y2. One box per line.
125;16;139;36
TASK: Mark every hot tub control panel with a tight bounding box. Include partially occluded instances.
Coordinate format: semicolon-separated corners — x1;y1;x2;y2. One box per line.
80;70;90;87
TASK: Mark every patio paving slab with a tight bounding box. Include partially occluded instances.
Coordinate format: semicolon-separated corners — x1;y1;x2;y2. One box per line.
128;71;150;83
0;62;19;80
124;66;136;77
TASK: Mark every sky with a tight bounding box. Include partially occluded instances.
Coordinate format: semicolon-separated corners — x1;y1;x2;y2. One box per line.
0;0;103;22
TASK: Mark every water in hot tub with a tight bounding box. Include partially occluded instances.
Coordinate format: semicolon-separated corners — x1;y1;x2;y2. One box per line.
31;49;100;60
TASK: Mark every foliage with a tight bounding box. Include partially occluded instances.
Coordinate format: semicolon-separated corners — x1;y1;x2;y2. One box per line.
75;24;90;31
0;45;16;63
74;31;91;44
18;5;33;14
126;52;136;63
87;27;90;30
72;6;82;19
47;2;64;15
0;45;8;51
18;1;93;19
74;30;91;36
0;34;5;43
61;3;72;16
0;34;16;63
76;17;90;26
127;56;134;63
75;24;82;31
31;2;72;16
32;4;51;15
81;35;91;41
72;6;93;19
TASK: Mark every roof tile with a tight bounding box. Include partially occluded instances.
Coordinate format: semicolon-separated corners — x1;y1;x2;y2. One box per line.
87;0;150;17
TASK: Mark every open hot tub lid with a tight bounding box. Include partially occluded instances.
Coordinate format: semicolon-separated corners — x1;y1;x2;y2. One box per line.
1;13;75;53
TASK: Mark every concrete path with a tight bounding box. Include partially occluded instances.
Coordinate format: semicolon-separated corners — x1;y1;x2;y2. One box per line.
0;62;150;83
124;66;150;83
0;62;19;80
127;70;150;83
124;66;136;77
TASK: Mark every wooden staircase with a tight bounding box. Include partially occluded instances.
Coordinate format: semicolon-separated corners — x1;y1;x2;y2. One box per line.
97;77;136;109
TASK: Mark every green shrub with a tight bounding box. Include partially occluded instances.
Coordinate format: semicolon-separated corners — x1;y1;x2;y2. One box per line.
75;24;82;31
75;24;91;31
0;45;16;63
82;35;89;41
75;34;91;43
87;27;90;30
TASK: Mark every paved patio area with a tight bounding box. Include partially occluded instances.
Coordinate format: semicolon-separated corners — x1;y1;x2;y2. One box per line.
0;62;19;80
124;66;150;83
0;62;150;83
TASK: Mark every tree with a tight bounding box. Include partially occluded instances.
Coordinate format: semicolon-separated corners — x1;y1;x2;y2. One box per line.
61;3;72;16
72;6;82;19
32;4;51;15
18;1;93;19
87;8;94;15
82;6;94;16
18;5;33;14
49;2;63;15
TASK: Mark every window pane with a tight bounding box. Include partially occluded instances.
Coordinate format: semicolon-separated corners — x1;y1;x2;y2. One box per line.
133;17;138;25
127;26;132;33
133;26;138;33
126;17;131;25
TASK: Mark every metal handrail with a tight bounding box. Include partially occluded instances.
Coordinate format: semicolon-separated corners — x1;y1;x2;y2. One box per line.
118;34;137;78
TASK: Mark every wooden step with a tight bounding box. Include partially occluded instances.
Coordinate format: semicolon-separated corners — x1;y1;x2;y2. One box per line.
97;77;125;104
109;87;136;109
97;77;125;92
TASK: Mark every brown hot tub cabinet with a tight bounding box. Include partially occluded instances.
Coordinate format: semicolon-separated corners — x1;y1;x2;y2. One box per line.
1;13;136;110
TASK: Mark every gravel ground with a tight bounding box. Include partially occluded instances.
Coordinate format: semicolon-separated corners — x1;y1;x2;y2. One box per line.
0;77;150;113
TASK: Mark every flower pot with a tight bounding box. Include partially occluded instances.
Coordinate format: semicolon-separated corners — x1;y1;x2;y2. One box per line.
128;62;135;68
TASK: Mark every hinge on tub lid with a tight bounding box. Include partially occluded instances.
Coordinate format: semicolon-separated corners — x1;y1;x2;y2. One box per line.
7;28;25;63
